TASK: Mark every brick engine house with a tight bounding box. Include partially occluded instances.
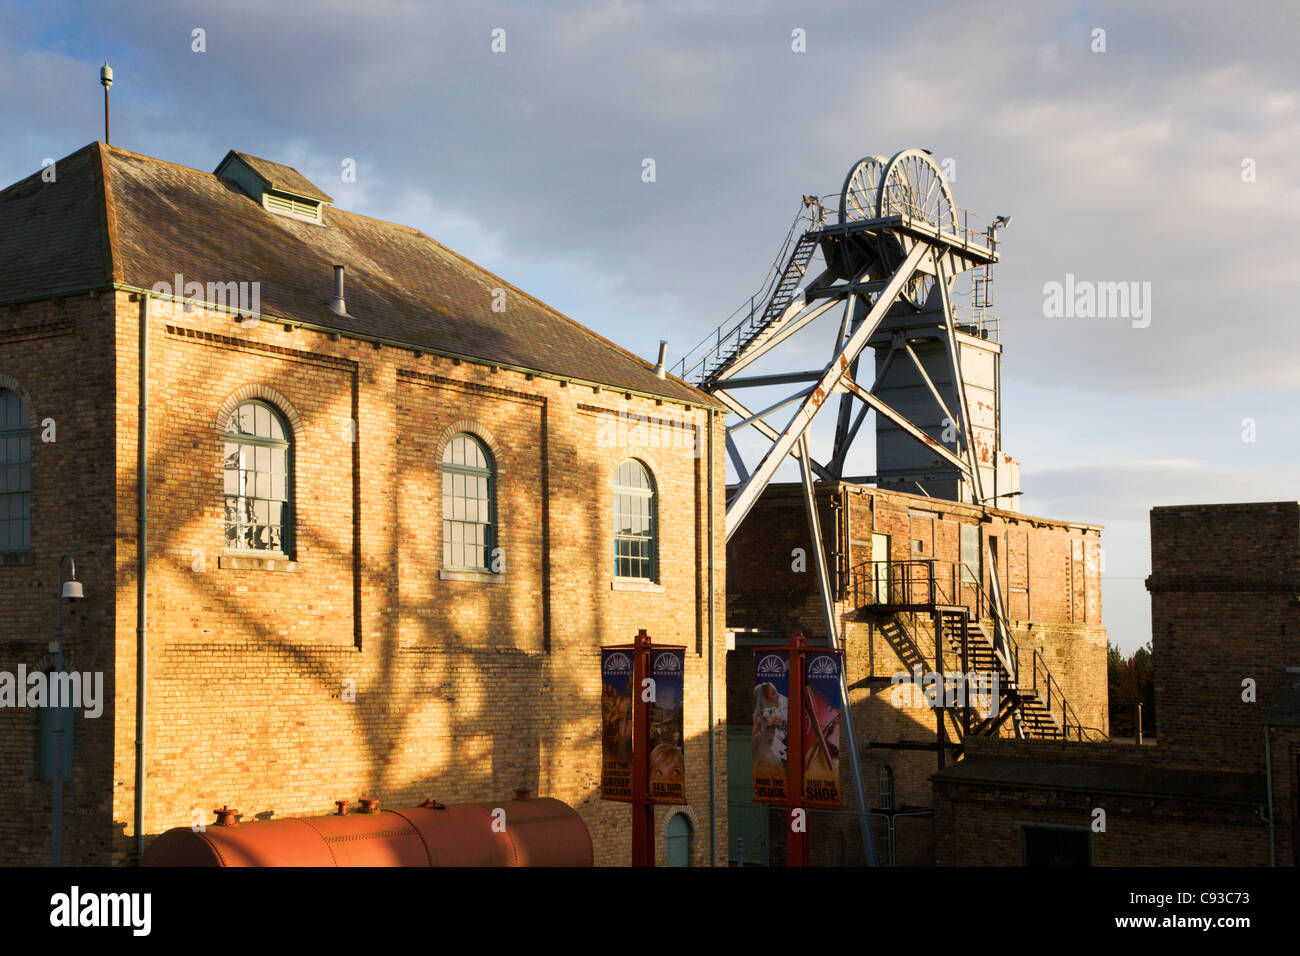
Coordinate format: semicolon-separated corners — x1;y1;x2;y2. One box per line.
0;142;728;865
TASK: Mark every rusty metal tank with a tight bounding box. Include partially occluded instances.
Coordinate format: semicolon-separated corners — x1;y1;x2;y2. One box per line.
140;790;592;867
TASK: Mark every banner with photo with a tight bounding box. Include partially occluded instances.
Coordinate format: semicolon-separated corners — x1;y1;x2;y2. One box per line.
648;647;686;804
802;651;844;808
752;649;790;805
600;648;634;802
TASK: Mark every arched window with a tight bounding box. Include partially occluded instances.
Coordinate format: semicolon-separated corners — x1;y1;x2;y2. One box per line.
224;400;292;553
0;389;31;552
442;433;495;571
614;459;655;580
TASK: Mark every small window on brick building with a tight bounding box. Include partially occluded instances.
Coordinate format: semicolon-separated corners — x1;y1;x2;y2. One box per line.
877;764;895;810
1021;825;1092;867
0;389;31;552
614;459;656;580
442;434;495;571
224;400;292;554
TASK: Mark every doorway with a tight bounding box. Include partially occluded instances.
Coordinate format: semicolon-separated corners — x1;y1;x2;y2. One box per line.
666;813;692;867
871;532;890;604
726;725;769;865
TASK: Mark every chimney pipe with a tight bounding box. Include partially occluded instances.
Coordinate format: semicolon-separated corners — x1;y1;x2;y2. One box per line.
654;340;668;379
330;265;347;316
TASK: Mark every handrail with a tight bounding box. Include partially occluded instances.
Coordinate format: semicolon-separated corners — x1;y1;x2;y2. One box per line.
672;202;819;382
678;188;1005;384
1031;649;1105;741
847;557;1106;741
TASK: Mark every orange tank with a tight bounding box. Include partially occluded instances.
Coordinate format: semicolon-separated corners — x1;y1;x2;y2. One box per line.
140;791;593;867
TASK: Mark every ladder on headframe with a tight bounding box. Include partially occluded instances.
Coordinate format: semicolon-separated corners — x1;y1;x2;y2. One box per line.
697;231;819;386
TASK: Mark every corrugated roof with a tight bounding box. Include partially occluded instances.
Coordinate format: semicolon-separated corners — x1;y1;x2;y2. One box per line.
0;142;716;407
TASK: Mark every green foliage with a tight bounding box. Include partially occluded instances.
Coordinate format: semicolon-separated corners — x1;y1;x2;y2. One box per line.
1107;641;1156;739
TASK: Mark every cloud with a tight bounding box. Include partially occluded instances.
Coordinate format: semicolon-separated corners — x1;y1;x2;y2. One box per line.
4;0;1297;654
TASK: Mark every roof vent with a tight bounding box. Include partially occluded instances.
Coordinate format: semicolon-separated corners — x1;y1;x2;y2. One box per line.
654;341;668;379
330;265;348;316
214;150;333;224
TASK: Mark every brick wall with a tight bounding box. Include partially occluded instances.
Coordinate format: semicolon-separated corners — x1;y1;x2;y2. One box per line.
0;288;730;866
724;482;1106;863
725;485;1107;738
932;738;1270;866
1147;502;1300;773
0;292;118;862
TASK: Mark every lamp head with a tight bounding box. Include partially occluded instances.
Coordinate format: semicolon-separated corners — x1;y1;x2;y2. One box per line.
61;580;84;600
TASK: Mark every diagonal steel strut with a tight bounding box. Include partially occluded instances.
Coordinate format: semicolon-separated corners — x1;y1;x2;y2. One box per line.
724;241;929;540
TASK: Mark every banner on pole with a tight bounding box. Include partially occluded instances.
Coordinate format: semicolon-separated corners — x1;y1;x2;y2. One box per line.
802;651;844;808
600;648;634;802
752;650;790;805
648;647;686;804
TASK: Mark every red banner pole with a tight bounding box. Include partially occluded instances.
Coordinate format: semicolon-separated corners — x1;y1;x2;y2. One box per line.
787;630;810;867
632;628;654;867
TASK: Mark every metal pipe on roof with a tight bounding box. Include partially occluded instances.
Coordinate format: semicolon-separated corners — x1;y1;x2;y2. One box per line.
330;265;346;316
654;341;668;379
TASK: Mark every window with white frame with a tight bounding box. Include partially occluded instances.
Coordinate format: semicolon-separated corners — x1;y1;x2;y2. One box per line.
224;400;292;553
442;433;495;571
614;459;656;580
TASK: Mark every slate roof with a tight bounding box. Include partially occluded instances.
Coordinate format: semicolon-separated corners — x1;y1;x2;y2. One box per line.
0;142;715;406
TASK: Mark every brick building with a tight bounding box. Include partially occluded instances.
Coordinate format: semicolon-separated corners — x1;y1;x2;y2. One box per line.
932;501;1299;866
0;142;728;865
726;480;1107;865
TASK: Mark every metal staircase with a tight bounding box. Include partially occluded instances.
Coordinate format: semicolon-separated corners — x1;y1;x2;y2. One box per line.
674;209;822;388
851;559;1102;746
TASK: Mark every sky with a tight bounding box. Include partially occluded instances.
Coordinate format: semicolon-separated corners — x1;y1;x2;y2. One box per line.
1;0;1296;654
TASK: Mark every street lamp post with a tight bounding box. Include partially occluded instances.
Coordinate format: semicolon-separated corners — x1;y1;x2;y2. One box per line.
52;554;83;866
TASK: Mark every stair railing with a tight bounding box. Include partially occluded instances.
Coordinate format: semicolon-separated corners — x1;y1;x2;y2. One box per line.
1031;650;1103;741
672;203;819;383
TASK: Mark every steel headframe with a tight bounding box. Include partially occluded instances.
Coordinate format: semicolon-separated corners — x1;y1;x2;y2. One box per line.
702;151;1019;860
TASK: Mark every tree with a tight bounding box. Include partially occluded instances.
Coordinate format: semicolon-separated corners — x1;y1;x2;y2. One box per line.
1107;641;1156;740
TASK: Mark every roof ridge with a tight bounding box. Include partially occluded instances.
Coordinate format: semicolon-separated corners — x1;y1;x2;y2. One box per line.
93;142;122;283
0;141;100;198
